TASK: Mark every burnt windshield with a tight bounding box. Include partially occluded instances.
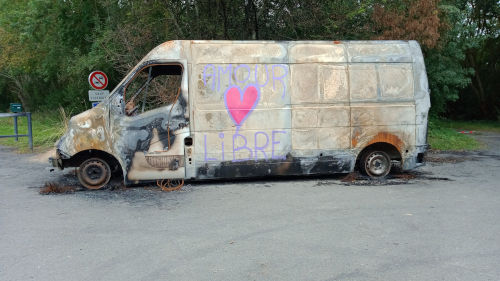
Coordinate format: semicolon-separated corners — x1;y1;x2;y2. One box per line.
124;64;183;116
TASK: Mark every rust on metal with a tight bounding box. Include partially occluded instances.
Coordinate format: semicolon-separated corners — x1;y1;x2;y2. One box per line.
367;132;405;152
351;130;360;148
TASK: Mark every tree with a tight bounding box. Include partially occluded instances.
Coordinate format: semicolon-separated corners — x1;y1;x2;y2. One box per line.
0;0;497;119
451;0;499;119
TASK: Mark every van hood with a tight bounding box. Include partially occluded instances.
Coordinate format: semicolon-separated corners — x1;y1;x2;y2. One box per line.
57;104;113;158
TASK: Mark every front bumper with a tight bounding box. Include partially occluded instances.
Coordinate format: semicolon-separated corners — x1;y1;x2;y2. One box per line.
48;148;69;170
49;157;64;170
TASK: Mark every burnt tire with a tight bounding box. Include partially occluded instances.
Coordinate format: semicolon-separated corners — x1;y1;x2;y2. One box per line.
77;158;111;190
361;150;391;178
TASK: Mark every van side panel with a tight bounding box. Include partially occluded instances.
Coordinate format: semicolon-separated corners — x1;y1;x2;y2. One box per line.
345;42;418;169
183;40;428;180
289;62;353;169
349;62;417;157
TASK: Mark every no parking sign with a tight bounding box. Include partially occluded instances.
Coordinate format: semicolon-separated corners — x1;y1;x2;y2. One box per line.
88;71;109;107
88;71;108;90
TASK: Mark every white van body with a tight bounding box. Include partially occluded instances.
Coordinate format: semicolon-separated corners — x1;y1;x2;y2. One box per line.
51;40;430;188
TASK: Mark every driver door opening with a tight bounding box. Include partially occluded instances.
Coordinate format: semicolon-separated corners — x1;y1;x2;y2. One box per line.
124;64;183;117
123;63;188;181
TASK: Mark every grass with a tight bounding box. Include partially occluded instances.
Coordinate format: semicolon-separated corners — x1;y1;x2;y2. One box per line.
432;119;500;133
0;107;69;153
428;118;500;151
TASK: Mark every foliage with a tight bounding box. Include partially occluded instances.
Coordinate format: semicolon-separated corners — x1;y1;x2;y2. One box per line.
428;118;480;150
448;0;500;119
0;0;498;120
425;4;477;116
372;0;442;49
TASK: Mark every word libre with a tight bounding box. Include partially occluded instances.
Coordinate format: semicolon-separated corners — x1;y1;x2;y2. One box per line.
204;130;287;162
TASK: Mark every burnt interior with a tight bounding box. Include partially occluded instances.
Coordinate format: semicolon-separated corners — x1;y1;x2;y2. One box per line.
124;64;183;116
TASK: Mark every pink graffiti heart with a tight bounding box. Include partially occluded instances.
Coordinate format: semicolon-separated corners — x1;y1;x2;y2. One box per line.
224;85;260;126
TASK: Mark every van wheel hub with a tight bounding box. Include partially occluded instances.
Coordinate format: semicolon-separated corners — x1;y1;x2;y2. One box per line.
77;158;111;189
363;151;391;178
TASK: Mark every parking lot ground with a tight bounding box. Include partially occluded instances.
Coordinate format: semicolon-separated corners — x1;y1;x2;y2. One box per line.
1;132;500;281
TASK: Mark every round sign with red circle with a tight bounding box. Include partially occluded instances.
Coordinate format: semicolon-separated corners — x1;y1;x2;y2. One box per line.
88;71;108;90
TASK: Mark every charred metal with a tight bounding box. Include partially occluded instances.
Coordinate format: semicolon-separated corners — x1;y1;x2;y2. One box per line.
50;40;430;189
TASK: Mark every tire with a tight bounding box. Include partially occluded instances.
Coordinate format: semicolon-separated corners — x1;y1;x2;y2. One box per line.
361;150;391;178
77;158;111;189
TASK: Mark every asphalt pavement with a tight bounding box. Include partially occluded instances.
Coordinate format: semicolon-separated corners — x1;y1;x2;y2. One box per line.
1;132;500;281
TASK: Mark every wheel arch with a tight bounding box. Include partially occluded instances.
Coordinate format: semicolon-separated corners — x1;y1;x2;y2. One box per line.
356;142;402;168
65;149;123;176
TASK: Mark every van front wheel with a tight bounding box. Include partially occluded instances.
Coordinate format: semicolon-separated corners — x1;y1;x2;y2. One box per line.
361;150;391;178
77;158;111;189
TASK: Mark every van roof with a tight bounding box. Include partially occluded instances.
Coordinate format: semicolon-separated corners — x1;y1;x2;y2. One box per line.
143;40;421;64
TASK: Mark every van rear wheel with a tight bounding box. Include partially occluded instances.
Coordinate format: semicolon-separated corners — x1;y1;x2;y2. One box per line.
77;158;111;189
361;150;391;178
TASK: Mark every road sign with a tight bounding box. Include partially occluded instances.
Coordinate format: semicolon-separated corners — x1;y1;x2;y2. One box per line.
88;90;109;101
88;71;108;90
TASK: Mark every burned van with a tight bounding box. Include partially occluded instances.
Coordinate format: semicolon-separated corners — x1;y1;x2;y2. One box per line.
50;40;430;189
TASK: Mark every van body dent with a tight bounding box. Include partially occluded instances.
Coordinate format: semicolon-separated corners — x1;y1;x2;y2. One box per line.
50;40;430;189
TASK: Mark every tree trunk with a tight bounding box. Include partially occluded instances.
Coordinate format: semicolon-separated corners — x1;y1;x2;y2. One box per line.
12;75;30;112
0;72;30;112
220;0;228;39
467;52;488;118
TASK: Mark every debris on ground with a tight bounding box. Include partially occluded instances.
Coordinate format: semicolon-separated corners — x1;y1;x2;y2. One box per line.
391;173;417;180
341;172;359;183
157;179;184;192
39;182;76;195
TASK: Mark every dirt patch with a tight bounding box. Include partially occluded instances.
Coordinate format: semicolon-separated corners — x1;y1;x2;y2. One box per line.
425;155;467;163
425;149;478;163
29;148;55;163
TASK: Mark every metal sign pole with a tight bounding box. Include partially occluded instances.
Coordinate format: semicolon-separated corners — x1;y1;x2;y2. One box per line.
14;116;18;141
27;112;33;151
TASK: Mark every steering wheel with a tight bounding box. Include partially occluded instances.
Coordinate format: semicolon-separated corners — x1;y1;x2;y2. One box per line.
125;101;138;116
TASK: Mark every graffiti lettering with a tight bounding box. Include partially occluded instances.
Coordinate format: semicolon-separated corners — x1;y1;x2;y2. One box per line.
254;131;269;160
217;65;233;92
219;132;225;161
203;130;287;162
271;130;287;160
234;64;251;84
203;64;216;91
272;65;287;98
202;64;288;97
204;134;217;162
202;64;288;163
232;131;253;162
